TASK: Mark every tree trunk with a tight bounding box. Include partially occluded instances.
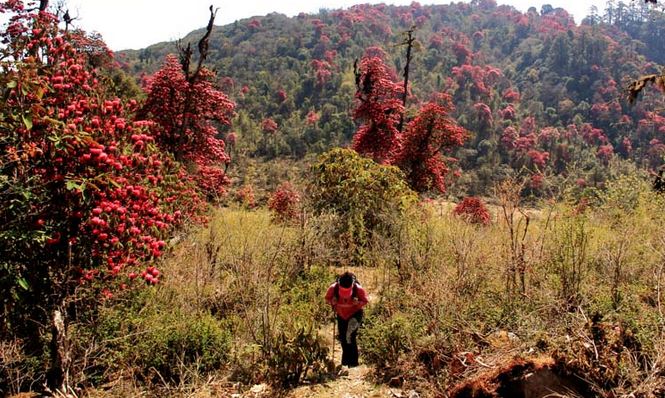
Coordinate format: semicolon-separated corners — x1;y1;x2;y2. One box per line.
47;307;70;393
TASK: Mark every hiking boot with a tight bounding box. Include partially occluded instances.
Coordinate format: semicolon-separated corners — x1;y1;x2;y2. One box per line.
337;365;349;377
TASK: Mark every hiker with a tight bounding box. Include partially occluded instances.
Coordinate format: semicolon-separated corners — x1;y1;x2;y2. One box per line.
325;272;368;368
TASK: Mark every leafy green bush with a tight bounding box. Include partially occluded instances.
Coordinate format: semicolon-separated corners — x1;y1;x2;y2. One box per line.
360;309;423;370
130;312;231;383
279;265;335;324
91;297;232;386
308;148;417;265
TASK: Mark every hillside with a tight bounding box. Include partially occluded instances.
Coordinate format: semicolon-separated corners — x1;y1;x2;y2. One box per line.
117;1;665;196
4;1;665;397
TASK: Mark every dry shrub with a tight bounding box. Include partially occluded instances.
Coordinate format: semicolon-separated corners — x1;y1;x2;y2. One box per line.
553;310;665;397
448;356;590;398
0;339;39;395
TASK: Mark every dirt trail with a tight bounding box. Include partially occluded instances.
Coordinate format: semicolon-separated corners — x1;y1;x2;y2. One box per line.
286;266;401;398
238;266;409;398
287;365;395;398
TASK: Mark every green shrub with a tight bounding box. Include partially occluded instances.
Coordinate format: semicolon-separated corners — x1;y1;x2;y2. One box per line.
279;265;335;324
265;326;330;388
129;312;231;384
360;310;423;370
308;148;417;265
92;297;232;386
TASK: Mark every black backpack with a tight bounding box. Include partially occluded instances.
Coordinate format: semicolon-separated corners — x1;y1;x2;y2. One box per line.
334;273;359;299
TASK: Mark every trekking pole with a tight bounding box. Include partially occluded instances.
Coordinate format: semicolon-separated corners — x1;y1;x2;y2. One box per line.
331;313;336;367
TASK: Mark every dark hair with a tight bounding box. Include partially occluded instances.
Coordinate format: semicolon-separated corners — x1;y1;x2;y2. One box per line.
338;272;355;288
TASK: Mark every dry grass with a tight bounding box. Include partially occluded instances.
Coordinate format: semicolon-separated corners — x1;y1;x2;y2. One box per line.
6;176;665;397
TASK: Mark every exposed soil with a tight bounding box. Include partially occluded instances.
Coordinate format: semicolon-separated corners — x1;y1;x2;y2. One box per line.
449;356;591;398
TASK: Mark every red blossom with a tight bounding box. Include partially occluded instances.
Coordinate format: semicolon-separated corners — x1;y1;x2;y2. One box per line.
262;118;278;134
268;182;301;222
502;88;521;103
235;185;256;208
276;89;287;102
306;110;320;125
597;144;614;162
527;149;550;168
247;19;262;30
530;173;545;189
392;98;468;193
351;51;404;163
453;197;491;225
474;102;493;126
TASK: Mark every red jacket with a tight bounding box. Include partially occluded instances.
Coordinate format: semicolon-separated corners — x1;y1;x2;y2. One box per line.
325;282;368;320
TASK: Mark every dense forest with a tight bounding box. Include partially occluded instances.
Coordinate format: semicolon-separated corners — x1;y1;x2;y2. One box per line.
119;0;665;197
2;1;665;397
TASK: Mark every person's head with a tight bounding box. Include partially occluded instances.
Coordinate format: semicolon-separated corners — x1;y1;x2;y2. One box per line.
338;272;355;288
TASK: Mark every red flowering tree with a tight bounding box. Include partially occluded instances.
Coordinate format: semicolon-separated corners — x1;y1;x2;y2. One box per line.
306;110;320;125
351;48;404;163
268;182;301;222
235;184;256;209
0;2;205;389
262;117;278;134
453;197;491;225
393;98;468;193
311;59;333;86
140;7;235;198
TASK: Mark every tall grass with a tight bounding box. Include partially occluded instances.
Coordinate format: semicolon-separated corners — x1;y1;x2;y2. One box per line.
4;178;665;396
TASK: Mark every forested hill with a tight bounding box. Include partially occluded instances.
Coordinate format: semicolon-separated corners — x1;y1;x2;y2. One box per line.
118;0;665;196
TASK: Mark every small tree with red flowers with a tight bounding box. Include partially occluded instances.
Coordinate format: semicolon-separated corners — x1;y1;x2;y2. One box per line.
393;97;468;193
0;2;206;390
268;182;301;223
453;197;491;225
351;48;404;163
140;6;235;199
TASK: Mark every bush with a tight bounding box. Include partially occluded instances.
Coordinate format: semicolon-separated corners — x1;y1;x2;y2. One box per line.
279;266;336;325
453;197;491;225
95;301;232;385
265;326;330;388
0;339;41;396
360;310;423;371
268;182;301;223
308;148;417;265
142;314;230;382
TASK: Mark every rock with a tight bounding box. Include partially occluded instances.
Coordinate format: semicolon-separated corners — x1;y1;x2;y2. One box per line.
249;383;268;395
407;391;420;398
389;389;405;397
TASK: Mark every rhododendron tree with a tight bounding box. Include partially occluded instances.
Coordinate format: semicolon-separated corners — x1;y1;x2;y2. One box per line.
393;98;468;193
311;59;333;86
0;2;205;390
351;49;404;163
141;53;234;198
140;7;235;198
268;182;301;222
453;197;491;225
235;184;256;209
262;117;278;134
306;110;320;125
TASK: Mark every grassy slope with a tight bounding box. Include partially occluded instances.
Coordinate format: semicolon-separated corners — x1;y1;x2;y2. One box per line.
80;173;665;397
